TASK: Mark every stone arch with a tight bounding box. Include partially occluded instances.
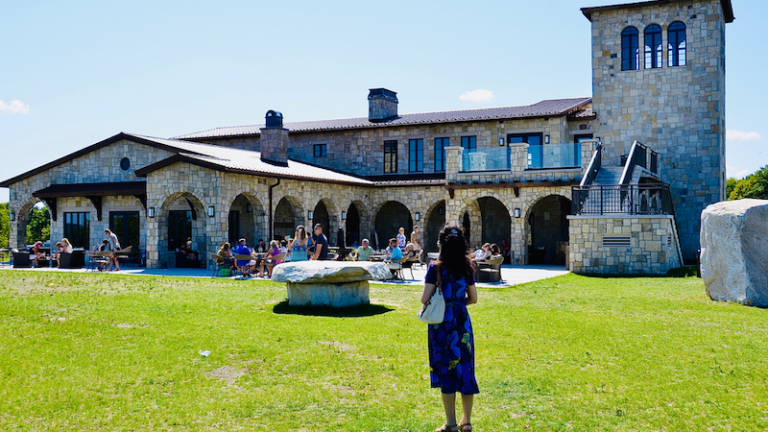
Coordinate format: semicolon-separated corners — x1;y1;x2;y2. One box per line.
476;196;512;247
344;200;367;247
274;195;305;241
525;193;572;265
13;198;47;249
373;201;413;250
455;199;482;248
311;197;339;245
423;200;446;253
225;191;267;245
158;191;208;268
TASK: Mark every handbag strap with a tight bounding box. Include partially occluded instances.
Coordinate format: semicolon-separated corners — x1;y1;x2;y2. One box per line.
435;264;441;293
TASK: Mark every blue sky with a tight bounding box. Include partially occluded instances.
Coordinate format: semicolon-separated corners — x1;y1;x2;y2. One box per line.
0;0;764;203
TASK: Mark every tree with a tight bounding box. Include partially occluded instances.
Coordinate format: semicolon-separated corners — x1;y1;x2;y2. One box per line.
727;165;768;201
0;203;8;248
725;177;738;199
26;206;50;244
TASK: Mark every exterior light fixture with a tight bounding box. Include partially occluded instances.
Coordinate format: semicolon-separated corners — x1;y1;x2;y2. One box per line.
260;211;266;222
439;207;444;215
307;210;314;220
544;135;550;144
341;211;347;220
415;212;421;221
147;207;155;218
499;137;505;146
9;212;15;222
246;203;252;213
207;206;215;217
514;208;521;218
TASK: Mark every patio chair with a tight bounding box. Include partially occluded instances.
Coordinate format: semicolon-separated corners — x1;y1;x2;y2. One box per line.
86;251;113;271
12;251;32;268
388;256;408;280
477;255;504;283
209;252;224;277
59;250;85;269
403;257;418;279
233;254;254;276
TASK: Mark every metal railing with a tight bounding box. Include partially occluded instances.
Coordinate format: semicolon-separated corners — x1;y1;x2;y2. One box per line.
572;184;674;215
461;147;511;172
580;142;603;186
619;140;648;185
649;149;659;174
528;143;581;169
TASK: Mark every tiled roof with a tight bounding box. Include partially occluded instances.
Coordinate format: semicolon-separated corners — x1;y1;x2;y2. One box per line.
127;133;373;186
568;109;595;119
175;97;592;140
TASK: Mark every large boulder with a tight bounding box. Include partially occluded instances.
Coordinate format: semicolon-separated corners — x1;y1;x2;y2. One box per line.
271;261;391;284
701;199;768;307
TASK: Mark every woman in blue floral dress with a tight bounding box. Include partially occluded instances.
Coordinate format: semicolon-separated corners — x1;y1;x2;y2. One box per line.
421;225;479;432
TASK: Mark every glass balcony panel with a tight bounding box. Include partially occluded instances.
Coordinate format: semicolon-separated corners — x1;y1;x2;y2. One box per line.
461;148;511;172
527;143;581;169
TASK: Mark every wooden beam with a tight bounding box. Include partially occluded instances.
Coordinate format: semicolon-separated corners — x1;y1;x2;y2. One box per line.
85;196;103;221
41;198;57;222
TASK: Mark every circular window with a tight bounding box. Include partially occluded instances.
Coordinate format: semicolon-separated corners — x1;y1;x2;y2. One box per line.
120;157;131;171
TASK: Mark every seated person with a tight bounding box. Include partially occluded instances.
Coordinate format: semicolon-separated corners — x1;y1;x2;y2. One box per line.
473;243;492;262
62;238;74;254
353;239;373;261
215;242;235;271
96;240;110;271
384;238;403;263
490;243;501;257
280;239;291;262
52;242;64;267
256;240;282;278
404;242;418;260
234;238;252;270
31;241;45;267
255;239;268;253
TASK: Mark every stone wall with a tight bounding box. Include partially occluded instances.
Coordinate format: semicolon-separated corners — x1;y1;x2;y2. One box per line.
568;215;682;274
589;0;727;260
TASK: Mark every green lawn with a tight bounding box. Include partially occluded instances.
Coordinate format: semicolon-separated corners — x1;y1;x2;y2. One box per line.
1;270;766;431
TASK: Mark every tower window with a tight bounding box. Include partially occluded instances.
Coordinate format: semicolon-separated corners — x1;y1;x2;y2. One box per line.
668;21;687;67
621;27;639;71
409;139;423;172
644;24;662;69
313;143;327;158
383;140;398;173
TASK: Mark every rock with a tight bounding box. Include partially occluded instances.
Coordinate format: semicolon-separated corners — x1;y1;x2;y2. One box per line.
701;199;768;307
271;261;391;307
271;261;391;284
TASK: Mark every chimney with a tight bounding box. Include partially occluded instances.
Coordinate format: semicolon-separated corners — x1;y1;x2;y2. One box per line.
260;110;289;166
368;88;398;122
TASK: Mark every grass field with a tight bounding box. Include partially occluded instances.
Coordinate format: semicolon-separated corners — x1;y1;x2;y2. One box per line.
1;270;766;431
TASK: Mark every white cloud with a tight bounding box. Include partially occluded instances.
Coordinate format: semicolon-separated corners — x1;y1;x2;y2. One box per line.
726;129;761;142
726;164;752;179
0;99;30;115
459;89;494;103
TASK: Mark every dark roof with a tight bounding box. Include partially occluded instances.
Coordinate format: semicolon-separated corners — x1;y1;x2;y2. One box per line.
568;109;596;120
32;181;146;198
1;132;372;187
582;0;734;23
175;98;592;140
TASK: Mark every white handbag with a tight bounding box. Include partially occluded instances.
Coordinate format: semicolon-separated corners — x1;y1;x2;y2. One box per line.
418;265;446;324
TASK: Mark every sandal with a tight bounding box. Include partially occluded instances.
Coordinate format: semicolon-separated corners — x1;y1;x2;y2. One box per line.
435;424;458;432
458;423;472;432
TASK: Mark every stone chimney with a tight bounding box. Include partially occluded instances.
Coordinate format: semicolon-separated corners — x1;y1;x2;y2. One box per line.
260;110;289;166
368;88;398;122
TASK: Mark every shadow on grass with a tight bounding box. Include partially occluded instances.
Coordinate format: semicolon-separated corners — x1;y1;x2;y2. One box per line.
271;300;395;318
577;266;700;279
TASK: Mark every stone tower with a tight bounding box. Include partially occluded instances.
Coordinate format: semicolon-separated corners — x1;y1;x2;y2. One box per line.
582;0;734;261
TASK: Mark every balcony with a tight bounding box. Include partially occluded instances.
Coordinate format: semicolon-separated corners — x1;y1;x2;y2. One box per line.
527;143;581;169
460;143;584;173
461;147;511;172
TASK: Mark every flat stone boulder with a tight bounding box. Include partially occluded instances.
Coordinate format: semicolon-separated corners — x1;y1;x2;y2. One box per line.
701;199;768;307
271;261;391;307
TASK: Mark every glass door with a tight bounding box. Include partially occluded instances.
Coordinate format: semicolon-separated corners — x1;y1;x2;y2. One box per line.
110;211;140;249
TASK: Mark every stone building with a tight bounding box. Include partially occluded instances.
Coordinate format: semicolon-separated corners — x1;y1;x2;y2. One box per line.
0;0;734;274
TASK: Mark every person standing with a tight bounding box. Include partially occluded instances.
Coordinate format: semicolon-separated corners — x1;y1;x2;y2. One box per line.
288;225;311;262
310;223;328;260
105;229;121;271
411;225;424;264
397;227;407;250
420;225;479;432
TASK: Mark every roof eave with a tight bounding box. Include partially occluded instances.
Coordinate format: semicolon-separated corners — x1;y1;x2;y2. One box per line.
582;0;734;24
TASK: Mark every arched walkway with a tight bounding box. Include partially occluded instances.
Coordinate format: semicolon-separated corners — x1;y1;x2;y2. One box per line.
345;202;362;247
158;192;207;268
477;197;511;247
374;201;412;250
424;200;446;253
15;199;49;248
227;193;266;244
526;195;571;265
274;196;304;241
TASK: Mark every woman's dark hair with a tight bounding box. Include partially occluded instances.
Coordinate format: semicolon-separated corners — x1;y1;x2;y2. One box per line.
437;225;474;279
491;243;500;255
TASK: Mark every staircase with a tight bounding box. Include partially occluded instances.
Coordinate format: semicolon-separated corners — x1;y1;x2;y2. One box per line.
593;167;624;186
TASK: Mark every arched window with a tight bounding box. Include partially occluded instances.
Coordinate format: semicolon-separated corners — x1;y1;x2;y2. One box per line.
644;24;662;69
668;21;686;67
621;27;639;71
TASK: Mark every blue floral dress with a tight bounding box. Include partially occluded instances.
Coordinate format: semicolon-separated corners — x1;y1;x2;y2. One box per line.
425;263;479;395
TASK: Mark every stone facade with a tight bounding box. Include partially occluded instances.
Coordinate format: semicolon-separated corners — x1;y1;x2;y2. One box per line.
568;215;683;274
588;0;728;260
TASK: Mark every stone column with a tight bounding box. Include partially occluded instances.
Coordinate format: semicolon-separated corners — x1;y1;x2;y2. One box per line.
445;146;463;183
509;143;529;176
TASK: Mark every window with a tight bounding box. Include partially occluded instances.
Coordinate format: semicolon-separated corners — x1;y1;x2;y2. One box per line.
461;136;476;152
409;139;423;172
383;140;398;173
434;137;448;172
110;211;140;250
668;21;686;67
644;24;662;69
621;27;639;71
120;157;131;171
313;144;327;158
64;212;90;249
168;210;192;251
